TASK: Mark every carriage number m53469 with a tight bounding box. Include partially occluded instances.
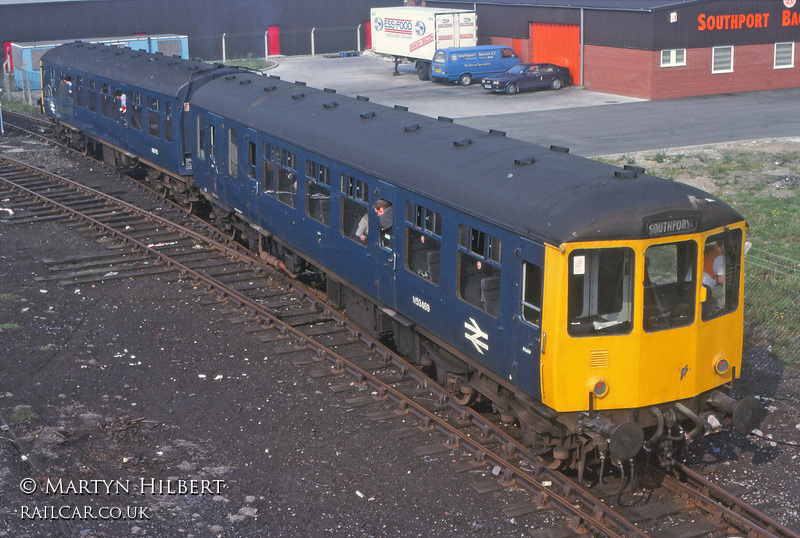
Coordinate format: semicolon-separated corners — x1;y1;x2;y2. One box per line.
412;296;431;312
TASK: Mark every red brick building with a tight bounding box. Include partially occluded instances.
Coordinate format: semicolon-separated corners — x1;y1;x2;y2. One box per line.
419;0;800;99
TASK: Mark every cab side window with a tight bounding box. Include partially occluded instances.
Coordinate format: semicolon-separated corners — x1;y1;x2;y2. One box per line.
457;225;502;317
521;262;542;328
701;230;742;321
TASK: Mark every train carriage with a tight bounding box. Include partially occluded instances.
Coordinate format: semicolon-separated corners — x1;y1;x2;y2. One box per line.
40;42;241;206
39;43;764;472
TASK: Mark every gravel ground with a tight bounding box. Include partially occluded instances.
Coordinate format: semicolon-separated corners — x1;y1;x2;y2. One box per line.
1;131;799;537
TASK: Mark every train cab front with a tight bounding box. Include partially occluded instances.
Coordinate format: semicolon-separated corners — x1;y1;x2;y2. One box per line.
539;220;766;470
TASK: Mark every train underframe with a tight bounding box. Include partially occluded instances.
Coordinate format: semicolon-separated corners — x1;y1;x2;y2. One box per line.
60;126;765;485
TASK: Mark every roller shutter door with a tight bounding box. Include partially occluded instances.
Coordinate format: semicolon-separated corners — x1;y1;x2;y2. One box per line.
529;22;580;85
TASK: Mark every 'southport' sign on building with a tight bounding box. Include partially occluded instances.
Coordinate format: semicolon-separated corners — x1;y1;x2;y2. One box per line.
417;0;800;99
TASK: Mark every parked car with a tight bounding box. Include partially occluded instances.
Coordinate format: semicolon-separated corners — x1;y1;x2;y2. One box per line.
430;45;521;85
482;63;571;94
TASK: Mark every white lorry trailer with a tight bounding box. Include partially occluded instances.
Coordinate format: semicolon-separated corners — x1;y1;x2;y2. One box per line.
369;6;477;80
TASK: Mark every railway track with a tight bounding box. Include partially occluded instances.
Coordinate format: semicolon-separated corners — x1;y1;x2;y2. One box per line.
2;112;798;537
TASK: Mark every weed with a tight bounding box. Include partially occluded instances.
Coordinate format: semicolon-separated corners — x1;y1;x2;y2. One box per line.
10;405;38;423
0;323;21;331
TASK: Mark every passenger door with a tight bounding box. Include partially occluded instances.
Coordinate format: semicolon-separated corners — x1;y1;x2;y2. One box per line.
521;66;543;91
512;238;545;399
207;113;226;199
374;182;397;309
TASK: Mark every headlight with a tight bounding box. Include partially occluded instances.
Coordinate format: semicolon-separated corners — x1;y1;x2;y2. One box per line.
587;377;609;398
713;354;729;375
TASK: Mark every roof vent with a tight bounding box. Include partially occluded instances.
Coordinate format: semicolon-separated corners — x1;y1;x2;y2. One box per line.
357;95;370;102
324;88;337;93
438;116;454;123
489;129;506;137
295;81;307;86
115;50;124;56
263;85;277;92
454;138;472;147
550;145;569;153
624;164;646;174
360;111;376;119
615;169;637;179
239;79;252;85
225;75;236;81
323;101;338;109
514;156;535;166
394;105;408;111
167;61;178;66
404;124;420;132
148;57;157;62
270;75;281;80
292;93;305;100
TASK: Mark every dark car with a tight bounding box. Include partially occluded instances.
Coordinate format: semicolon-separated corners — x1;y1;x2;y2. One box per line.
482;63;571;95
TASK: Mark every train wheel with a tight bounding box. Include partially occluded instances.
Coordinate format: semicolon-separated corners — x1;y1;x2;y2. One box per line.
451;388;475;406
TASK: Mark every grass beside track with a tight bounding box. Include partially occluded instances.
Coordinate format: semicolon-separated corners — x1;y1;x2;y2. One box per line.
599;141;800;364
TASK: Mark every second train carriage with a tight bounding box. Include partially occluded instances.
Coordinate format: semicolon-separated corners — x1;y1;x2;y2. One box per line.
40;43;764;471
40;42;242;206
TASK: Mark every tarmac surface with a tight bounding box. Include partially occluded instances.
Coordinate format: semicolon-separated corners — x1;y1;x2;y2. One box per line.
266;52;800;156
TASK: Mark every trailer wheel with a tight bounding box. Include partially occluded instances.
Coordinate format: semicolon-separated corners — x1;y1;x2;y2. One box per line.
416;62;431;81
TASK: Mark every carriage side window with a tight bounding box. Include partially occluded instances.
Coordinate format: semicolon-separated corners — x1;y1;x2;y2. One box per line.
248;141;257;180
196;115;205;160
209;124;216;161
340;175;369;246
227;128;238;177
643;241;696;332
262;142;274;194
58;73;73;102
147;97;161;138
163;102;173;143
568;248;634;336
457;225;502;317
701;230;742;321
87;79;98;113
305;160;330;226
111;88;120;121
74;76;84;108
275;146;296;208
100;83;112;118
405;203;442;285
521;262;543;328
130;92;142;131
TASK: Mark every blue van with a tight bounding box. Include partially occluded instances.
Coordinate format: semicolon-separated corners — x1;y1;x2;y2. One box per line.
430;45;521;85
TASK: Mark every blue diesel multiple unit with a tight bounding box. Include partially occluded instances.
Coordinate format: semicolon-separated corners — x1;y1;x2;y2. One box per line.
40;42;762;473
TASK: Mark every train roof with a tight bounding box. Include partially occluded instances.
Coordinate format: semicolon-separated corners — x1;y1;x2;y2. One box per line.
40;41;235;98
191;72;743;246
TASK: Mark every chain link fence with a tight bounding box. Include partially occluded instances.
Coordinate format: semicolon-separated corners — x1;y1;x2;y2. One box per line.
744;247;800;366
